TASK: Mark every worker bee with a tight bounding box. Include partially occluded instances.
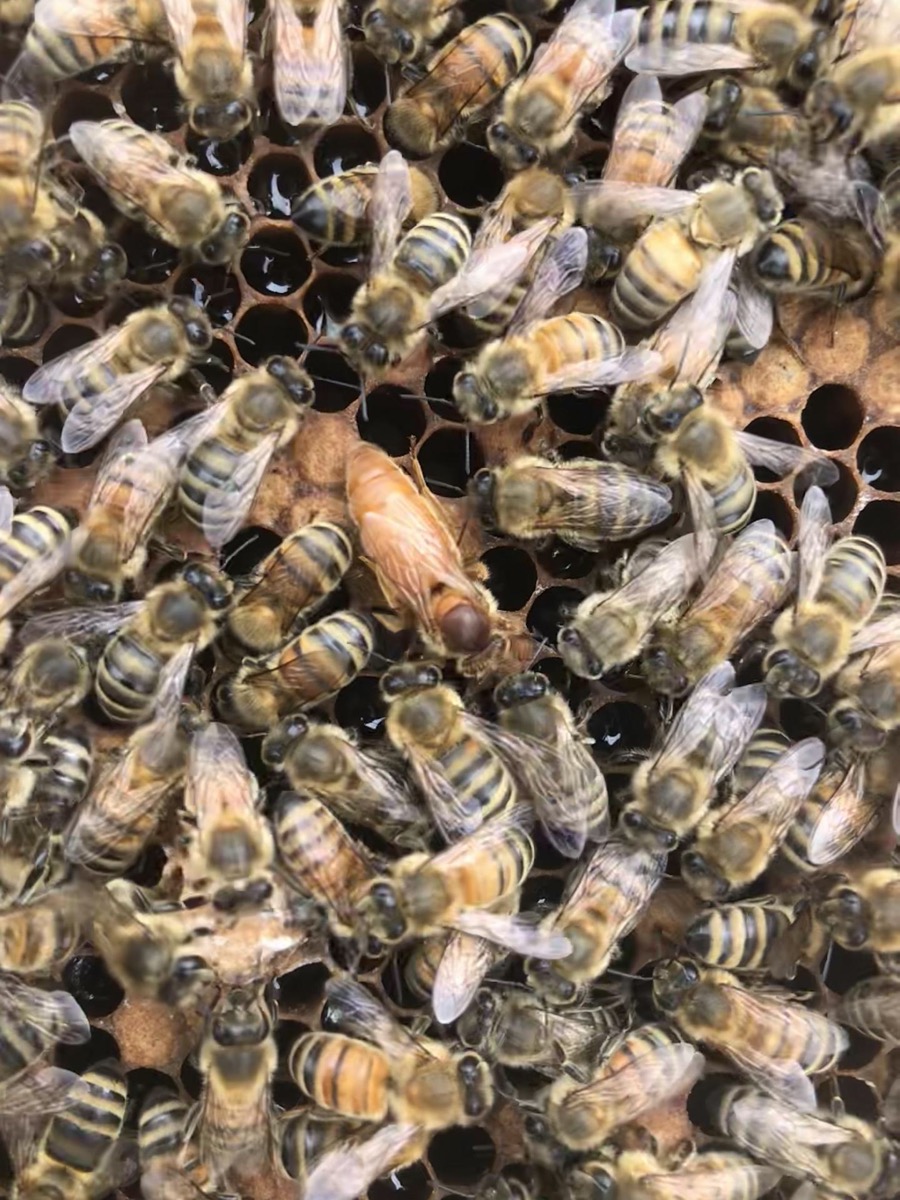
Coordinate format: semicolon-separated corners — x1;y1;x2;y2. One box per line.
361;0;453;63
262;713;430;850
268;0;347;126
681;736;825;900
833;976;900;1044
338;151;551;379
291;162;439;246
624;0;824;88
6;636;91;716
291;973;494;1130
22;298;213;455
182;722;274;911
0;497;75;652
531;1023;704;1162
644;520;794;698
765;487;886;698
0;974;88;1116
452;228;663;425
10;1059;130;1198
878;164;900;313
471;457;673;552
0;0;34;25
65;415;214;605
621;662;767;852
355;803;571;961
70;118;250;264
816;866;900;973
0;382;53;492
685;897;801;971
653;959;848;1109
525;837;665;1004
384;15;532;157
347;444;508;672
702;77;812;166
487;0;637;170
609;169;783;332
178;357;313;548
569;1144;782;1200
829;610;900;752
0;884;88;975
0;285;47;349
297;1121;429;1200
64;649;196;873
715;1084;900;1200
219;610;373;731
558;534;710;680
380;662;516;842
197;984;276;1182
781;750;880;871
139;1087;213;1200
457;984;622;1074
275;793;379;937
227;521;352;655
751;216;877;300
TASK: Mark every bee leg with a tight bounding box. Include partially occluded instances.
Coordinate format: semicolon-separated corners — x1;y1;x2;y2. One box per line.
774;306;806;366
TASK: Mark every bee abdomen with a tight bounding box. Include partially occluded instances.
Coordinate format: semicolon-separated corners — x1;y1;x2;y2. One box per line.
279;612;374;707
819;536;886;623
0;507;72;585
637;0;735;47
42;1060;127;1175
395;212;472;292
612;224;701;329
686;902;792;969
96;631;161;724
284;522;354;597
290;1033;390;1119
707;456;755;534
438;736;516;826
179;439;246;534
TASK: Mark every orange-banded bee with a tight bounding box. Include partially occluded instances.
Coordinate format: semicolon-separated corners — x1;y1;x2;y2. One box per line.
833;976;900;1045
384;15;532;157
268;0;347;127
0;494;76;651
361;0;453;63
751;216;877;300
621;661;767;853
685;897;801;972
471;456;672;552
816;866;900;974
0;884;88;976
227;521;352;655
781;750;879;872
300;1122;430;1200
0;382;54;492
291;162;439;247
653;958;848;1110
525;837;665;1004
0;974;89;1115
680;736;825;900
702;76;812;167
22;298;213;455
569;1144;782;1200
219;610;374;731
70;118;250;264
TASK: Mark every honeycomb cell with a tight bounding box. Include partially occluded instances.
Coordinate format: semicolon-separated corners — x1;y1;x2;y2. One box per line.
858;427;900;492
557;439;602;461
429;1126;495;1187
53;289;104;320
417;427;485;496
588;701;655;757
62;955;124;1018
534;655;592;708
351;45;388;117
369;1160;431;1200
248;153;312;219
801;383;864;450
119;223;180;285
853;500;900;565
797;457;857;523
126;1067;175;1123
221;526;282;579
56;1025;120;1074
240;229;311;297
234;303;309;365
41;323;96;363
743;415;800;483
536;538;596;580
439;144;503;209
306;347;362;412
185;127;255;176
173;265;242;327
121;63;183;131
304;272;361;339
180;1054;203;1100
334;675;388;737
424;357;467;423
52;88;116;137
750;489;794;541
198;336;236;392
549;389;609;435
357;386;428;454
277;961;331;1009
527;585;585;642
482;546;537;610
314;124;380;177
123;842;167;887
0;357;37;388
520;871;566;913
779;698;828;742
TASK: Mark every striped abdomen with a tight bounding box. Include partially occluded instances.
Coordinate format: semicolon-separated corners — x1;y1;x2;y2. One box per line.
738;993;846;1073
0;101;42;174
819;536;886;625
395;212;471;293
427;15;532;127
611;219;703;329
32;728;93;820
404;934;448;1000
732;728;789;798
752;219;874;299
435;731;516;830
533;312;625;374
442;823;534;909
706;454;755;535
39;1060;127;1179
685;901;794;970
0;900;81;973
275;796;373;927
608;98;687;185
261;611;374;712
0;507;72;590
266;522;352;620
290;1033;390;1120
635;1;736;51
96;628;164;724
179;436;247;539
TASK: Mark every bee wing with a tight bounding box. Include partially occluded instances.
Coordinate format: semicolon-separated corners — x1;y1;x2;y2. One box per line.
428;801;534;869
397;743;482;842
186;721;255;822
542;347;665;395
369;151;412;276
61;364;169;455
726;1088;859;1170
0;1066;84;1116
200;431;279;548
572;182;697;230
708;737;825;840
506;227;588;336
796;485;833;606
531;7;636;120
734;431;839;487
270;0;346;125
86;420;177;562
625;40;756;76
639;1163;782;1200
686;519;793;631
729;268;774;355
0;975;90;1045
848;611;900;654
23;326;127;407
428;218;555;321
653;661;739;766
604;72;664;180
18;601;142;645
0;531;71;623
834;0;900;58
64;756;177;868
432;932;499;1025
12;0;163;37
451;908;571;959
563;1041;704;1123
162;0;248;56
587;533;706;642
304;1123;425;1200
325;975;424;1058
654;249;738;384
834;977;900;1040
604;76;706;185
471;196;516;253
141;1166;212;1200
0;487;13;532
557;837;664;926
807;758;878;867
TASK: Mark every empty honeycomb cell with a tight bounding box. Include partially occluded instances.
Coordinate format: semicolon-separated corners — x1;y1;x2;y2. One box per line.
221;526;282;578
185;127;255;176
370;1159;432;1200
535;655;592;709
76;62;121;85
120;223;180;285
305;346;362;411
557;439;601;460
173;265;242;327
527;585;585;643
588;701;655;757
779;698;828;742
277;961;331;1009
198;335;236;391
41;322;97;362
61;955;124;1018
314;124;381;178
835;1077;881;1125
858;427;900;492
248;153;312;219
334;675;388;737
840;1027;884;1073
482;546;537;610
424;357;467;423
438;144;503;209
120;63;183;131
797;458;858;523
801;383;864;450
240;230;311;297
125;1067;176;1123
536;538;597;580
417;427;485;496
351;45;389;118
428;1127;495;1187
357;385;428;453
0;357;37;387
123;842;167;887
549;389;609;435
304;272;361;339
56;1025;120;1075
234;303;309;365
53;289;104;320
743;415;800;483
180;1053;203;1100
853;500;900;565
51;87;116;137
750;489;794;541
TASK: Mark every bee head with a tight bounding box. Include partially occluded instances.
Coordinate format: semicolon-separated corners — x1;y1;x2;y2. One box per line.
620;808;678;853
456;987;497;1051
190;98;253;141
704;77;743;134
652;957;700;1011
789;27;827;91
642;646;689;698
494;671;547;710
764;647;821;699
818;885;869;948
380;661;442;699
363;6;417;62
641;386;703;438
64;568;120;606
6;237;55;286
681;849;729;901
261;712;310;768
360;878;408;943
266;356;315;407
0;711;34;761
469;467;498;526
487;119;539;172
6;439;54;491
457;1051;493;1120
200;209;250;265
168;296;214;350
558;624;604;680
80;242;127;298
828;700;885;753
453;371;499;424
181;562;234;612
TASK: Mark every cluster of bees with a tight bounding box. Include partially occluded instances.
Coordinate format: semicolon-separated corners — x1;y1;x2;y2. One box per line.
0;0;897;1195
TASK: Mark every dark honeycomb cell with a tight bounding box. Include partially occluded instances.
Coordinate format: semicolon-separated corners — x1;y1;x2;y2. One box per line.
120;223;180;285
351;45;388;117
277;961;331;1009
779;698;828;742
197;336;236;392
52;88;116;137
304;273;361;339
185;127;255;176
750;488;794;540
527;585;585;643
41;323;97;363
417;428;485;497
173;265;242;327
520;871;566;913
369;1160;432;1200
123;842;167;887
534;656;592;709
536;538;597;580
588;701;655;757
798;457;858;523
482;546;537;610
428;1127;495;1187
334;675;387;737
549;389;610;435
743;415;800;483
241;230;311;297
180;1054;203;1100
424;357;467;423
248;153;312;219
314;124;380;177
234;303;309;365
125;1068;175;1127
306;347;362;412
357;385;427;453
853;500;900;565
121;63;183;131
57;1025;120;1074
557;439;601;461
439;144;503;209
801;383;864;450
54;289;104;320
107;288;166;326
221;526;283;578
0;357;37;388
858;426;900;492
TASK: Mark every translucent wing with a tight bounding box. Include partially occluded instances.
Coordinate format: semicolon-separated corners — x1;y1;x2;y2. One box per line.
428;219;555;320
432;932;499;1025
529;6;637;121
685;520;793;629
604;72;664;179
625;41;757;75
640;1162;782;1200
452;909;571;958
572;181;697;230
0;530;71;622
654;249;738;385
0;1066;84;1116
93;417;149;468
271;0;346;125
606;77;707;187
735;432;840;486
23;326;132;408
428;802;534;871
849;611;900;654
0;487;13;532
807;757;877;867
162;0;248;55
0;975;90;1045
556;837;664;928
20;0;164;37
797;485;833;606
718;1031;817;1112
18;601;141;645
541;347;664;394
304;1123;426;1200
708;737;824;838
561;1040;704;1125
201;432;279;548
834;977;900;1042
325;975;424;1058
507;227;588;336
653;662;764;776
403;742;484;842
62;365;171;455
185;721;255;822
369;151;412;276
729;268;774;354
725;1088;861;1172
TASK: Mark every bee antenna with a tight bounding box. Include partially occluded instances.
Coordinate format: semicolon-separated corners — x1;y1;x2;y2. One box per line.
605;968;647;982
246;241;292;259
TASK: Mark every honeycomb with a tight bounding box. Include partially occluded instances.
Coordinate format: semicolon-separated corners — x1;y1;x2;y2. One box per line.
0;2;899;1197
